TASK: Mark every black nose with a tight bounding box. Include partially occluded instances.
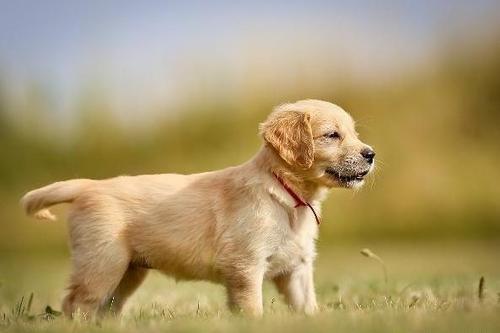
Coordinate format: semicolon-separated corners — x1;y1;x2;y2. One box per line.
361;148;375;163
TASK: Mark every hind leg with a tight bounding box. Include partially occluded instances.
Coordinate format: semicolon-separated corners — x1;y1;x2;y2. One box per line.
62;197;135;319
99;266;148;316
62;241;131;319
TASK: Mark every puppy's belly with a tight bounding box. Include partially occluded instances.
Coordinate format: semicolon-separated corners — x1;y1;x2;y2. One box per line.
126;206;219;281
128;226;218;282
131;247;218;282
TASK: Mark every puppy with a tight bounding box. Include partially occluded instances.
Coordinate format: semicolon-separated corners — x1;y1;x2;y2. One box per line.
21;99;375;317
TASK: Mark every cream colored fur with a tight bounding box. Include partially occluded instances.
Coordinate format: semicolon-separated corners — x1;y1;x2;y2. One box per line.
21;99;374;318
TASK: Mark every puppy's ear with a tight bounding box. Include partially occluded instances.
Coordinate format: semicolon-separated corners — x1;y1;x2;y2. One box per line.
260;110;314;169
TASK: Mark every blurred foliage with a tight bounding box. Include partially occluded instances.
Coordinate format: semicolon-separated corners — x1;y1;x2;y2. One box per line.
0;39;499;253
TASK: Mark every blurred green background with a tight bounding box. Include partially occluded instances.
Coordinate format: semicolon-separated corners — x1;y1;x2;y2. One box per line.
0;2;499;254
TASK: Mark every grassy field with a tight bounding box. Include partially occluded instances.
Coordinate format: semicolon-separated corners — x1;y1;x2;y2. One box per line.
1;240;499;333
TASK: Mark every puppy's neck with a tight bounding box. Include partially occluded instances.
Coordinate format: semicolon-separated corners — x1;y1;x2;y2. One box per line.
251;146;324;203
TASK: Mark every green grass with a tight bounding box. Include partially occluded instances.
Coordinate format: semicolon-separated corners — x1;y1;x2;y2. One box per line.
1;240;499;333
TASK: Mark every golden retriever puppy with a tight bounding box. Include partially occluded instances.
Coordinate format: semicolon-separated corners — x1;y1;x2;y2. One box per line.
21;99;375;318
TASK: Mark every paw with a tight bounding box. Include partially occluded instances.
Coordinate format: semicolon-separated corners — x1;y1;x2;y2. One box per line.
304;302;318;315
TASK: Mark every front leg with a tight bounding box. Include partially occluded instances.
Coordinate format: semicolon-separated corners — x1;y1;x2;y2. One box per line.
274;262;318;315
224;267;264;317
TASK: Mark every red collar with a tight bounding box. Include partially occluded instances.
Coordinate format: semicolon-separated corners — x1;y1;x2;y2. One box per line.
273;172;321;225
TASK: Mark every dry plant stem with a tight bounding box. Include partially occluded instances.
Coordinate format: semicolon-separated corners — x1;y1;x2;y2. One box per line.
478;276;485;302
360;248;388;285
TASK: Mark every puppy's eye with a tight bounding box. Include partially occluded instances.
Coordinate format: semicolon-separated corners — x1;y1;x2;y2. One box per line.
325;131;340;140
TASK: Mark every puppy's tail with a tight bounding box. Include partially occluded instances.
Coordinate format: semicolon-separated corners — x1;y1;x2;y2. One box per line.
21;179;94;221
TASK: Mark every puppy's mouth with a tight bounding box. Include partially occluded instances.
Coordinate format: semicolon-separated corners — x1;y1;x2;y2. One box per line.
325;168;369;185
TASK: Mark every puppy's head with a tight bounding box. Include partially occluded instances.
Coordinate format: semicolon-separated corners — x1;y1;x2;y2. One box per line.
260;99;375;189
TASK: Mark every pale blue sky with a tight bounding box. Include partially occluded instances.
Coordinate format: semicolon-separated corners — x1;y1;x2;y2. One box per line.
0;1;498;120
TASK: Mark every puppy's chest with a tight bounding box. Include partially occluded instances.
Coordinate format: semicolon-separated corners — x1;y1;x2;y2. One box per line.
263;224;317;278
